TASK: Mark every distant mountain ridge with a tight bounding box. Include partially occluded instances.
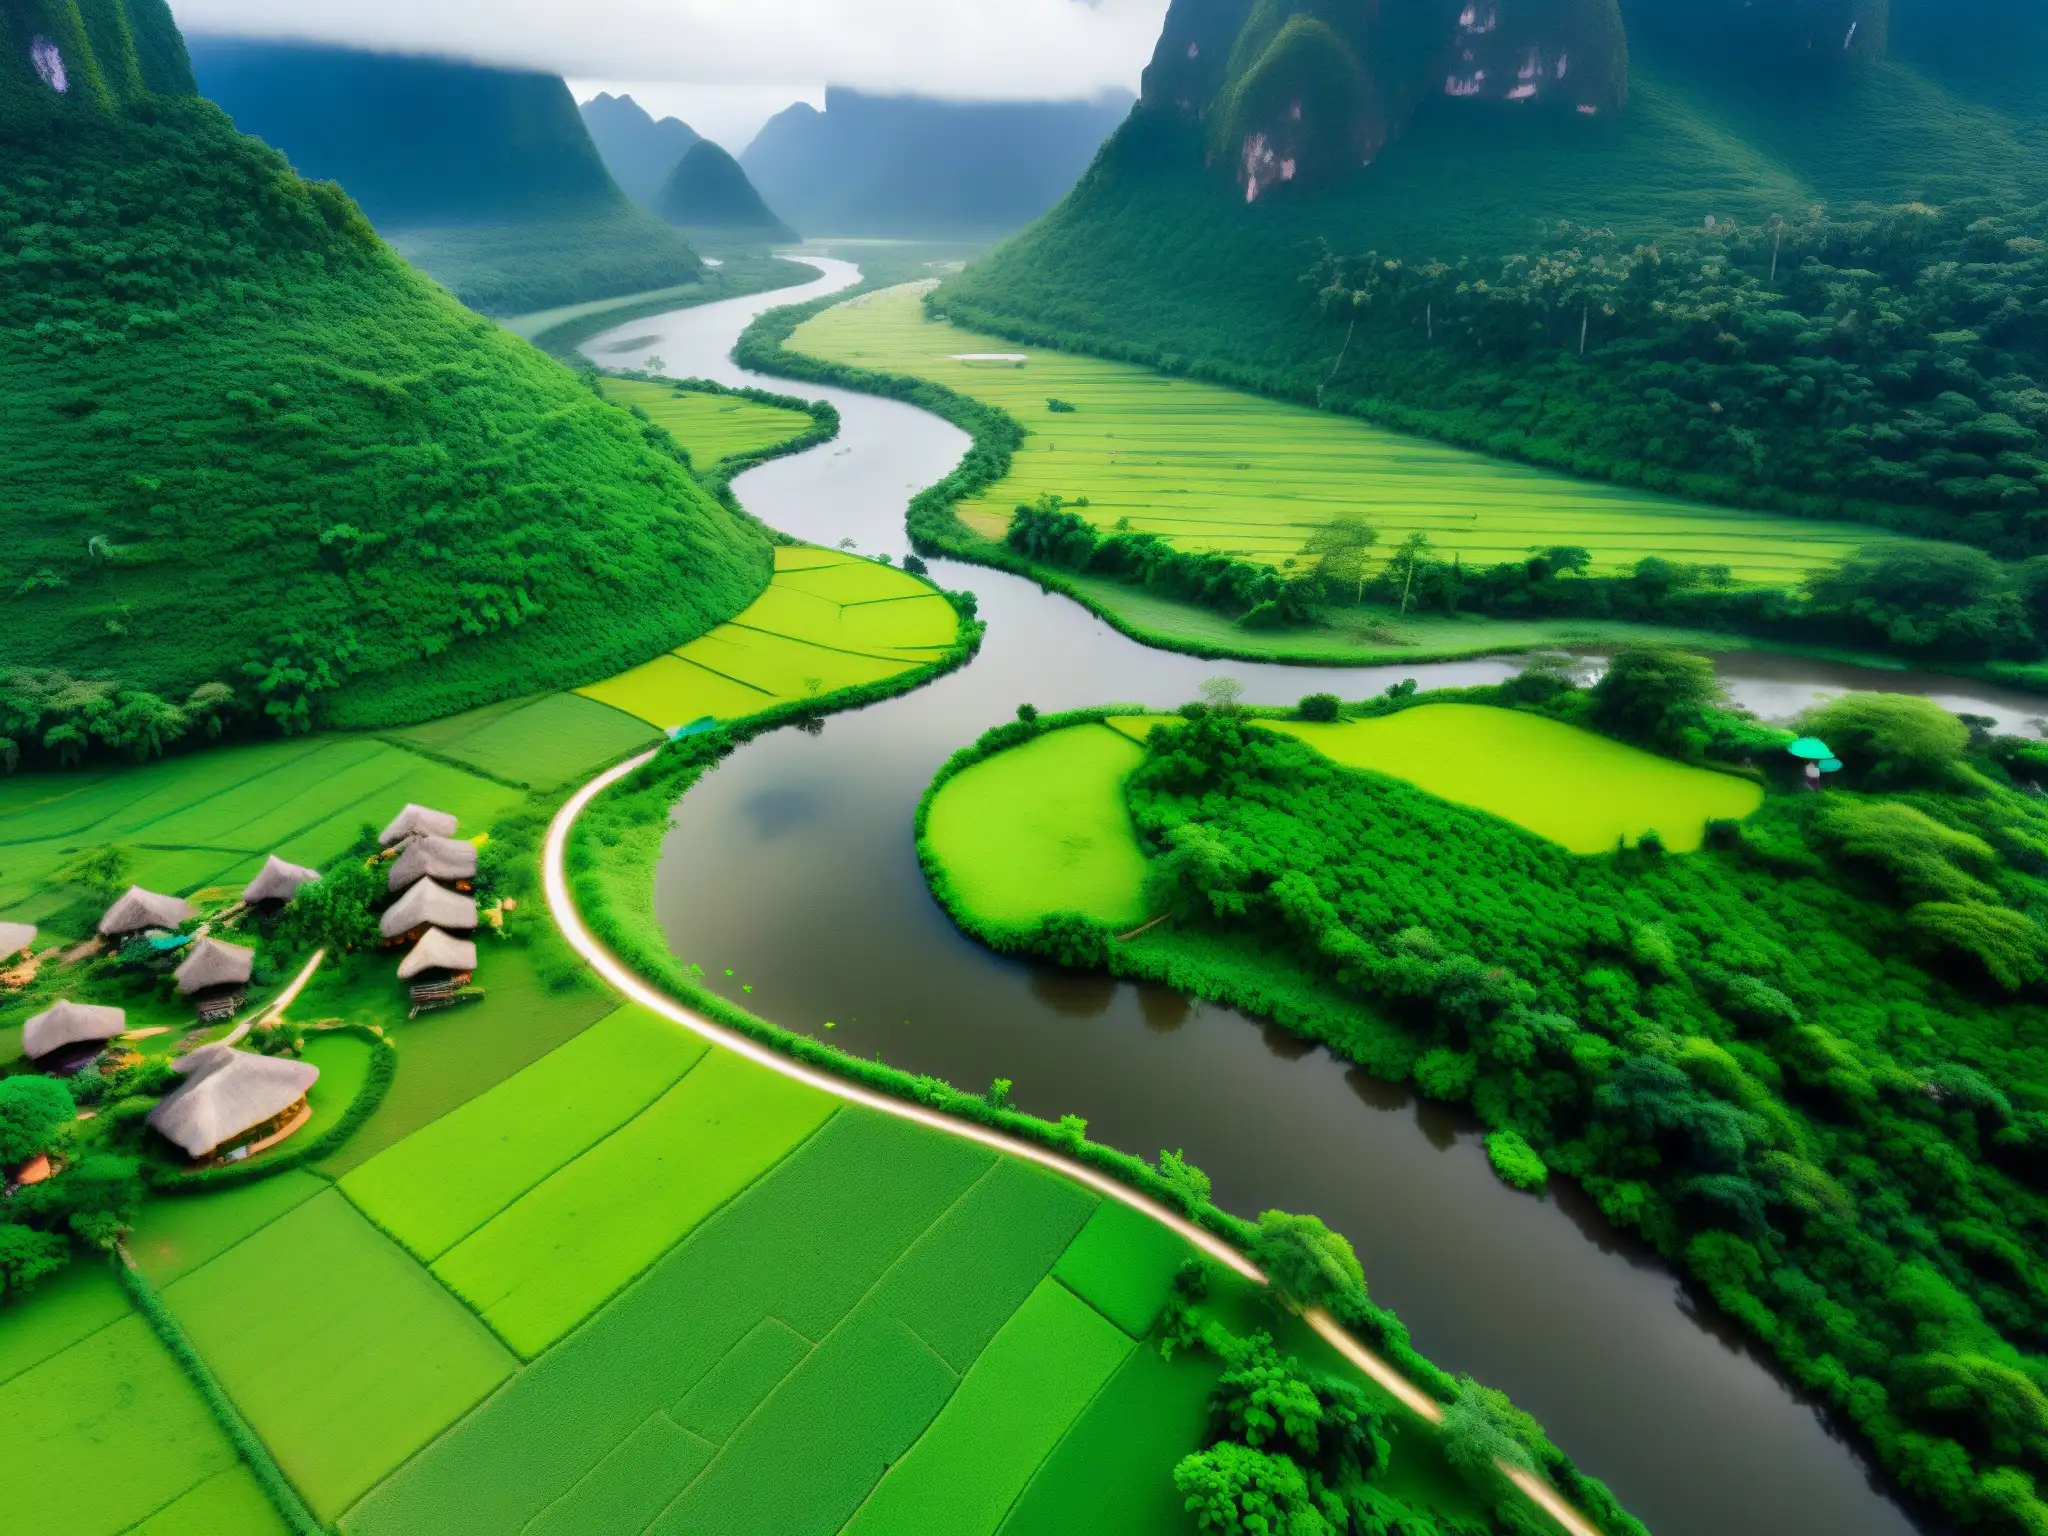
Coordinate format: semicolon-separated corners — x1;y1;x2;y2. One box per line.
740;87;1133;236
656;140;796;244
581;91;700;209
185;38;702;313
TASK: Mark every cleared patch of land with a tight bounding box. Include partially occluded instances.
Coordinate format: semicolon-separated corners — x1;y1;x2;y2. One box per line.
925;725;1150;928
796;287;1883;586
164;1189;515;1522
600;379;814;465
1111;704;1765;853
579;546;959;730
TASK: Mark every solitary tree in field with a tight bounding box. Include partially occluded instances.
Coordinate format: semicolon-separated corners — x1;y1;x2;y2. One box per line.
1199;676;1245;713
1303;515;1378;605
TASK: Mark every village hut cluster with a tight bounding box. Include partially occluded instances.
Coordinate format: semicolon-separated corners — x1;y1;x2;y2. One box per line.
380;804;483;1016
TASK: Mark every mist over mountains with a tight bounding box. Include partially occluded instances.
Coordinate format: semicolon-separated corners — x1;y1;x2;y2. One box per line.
740;87;1134;236
580;91;701;209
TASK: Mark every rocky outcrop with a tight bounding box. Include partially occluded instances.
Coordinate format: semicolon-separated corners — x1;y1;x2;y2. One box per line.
2;0;191;135
1190;0;1629;202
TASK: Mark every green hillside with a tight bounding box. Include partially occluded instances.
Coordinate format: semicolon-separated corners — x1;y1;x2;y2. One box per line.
944;0;2048;551
0;3;771;763
655;139;797;244
187;38;705;315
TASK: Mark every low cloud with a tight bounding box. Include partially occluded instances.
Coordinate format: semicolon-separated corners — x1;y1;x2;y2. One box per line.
168;0;1170;101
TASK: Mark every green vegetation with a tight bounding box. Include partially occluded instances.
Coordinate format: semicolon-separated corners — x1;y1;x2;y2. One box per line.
840;1278;1134;1536
920;664;2048;1536
0;1310;253;1536
600;378;814;466
1052;1197;1196;1337
341;1003;704;1262
580;546;964;730
796;287;1874;582
164;1189;514;1521
430;1049;837;1358
383;210;706;317
383;692;659;795
1;59;772;755
925;721;1151;927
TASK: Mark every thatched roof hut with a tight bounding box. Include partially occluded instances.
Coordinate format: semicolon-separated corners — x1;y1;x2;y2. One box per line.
244;856;320;906
397;927;478;981
381;804;459;847
22;999;126;1060
98;887;193;938
0;922;35;959
147;1044;319;1160
380;881;477;940
174;938;255;997
388;836;478;894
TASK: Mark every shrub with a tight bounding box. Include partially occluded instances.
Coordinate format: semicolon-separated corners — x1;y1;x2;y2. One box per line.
1250;1210;1365;1310
1297;692;1342;722
1801;694;1971;788
0;1076;75;1166
1486;1130;1549;1192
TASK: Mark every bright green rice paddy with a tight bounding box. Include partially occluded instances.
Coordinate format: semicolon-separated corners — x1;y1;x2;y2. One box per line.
793;285;1883;585
1109;705;1765;854
600;378;815;466
925;724;1152;928
578;545;960;731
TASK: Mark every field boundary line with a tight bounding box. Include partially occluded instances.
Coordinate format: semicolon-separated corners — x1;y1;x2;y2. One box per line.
544;751;1603;1536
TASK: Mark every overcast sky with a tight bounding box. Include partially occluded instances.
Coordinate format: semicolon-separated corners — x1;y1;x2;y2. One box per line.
170;0;1167;150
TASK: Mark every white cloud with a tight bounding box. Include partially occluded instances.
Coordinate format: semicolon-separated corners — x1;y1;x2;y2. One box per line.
168;0;1170;102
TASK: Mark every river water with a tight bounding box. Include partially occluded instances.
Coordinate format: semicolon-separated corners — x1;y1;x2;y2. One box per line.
583;259;2036;1536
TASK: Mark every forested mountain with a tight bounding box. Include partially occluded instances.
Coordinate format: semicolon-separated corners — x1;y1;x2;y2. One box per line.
580;91;700;209
0;1;771;759
186;38;703;313
944;0;2048;553
740;87;1133;236
655;140;797;243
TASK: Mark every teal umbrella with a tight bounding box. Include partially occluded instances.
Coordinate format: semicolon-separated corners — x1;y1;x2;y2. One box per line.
1788;737;1834;760
1820;758;1843;773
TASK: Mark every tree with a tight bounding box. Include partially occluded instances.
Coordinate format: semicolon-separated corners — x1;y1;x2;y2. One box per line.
1174;1441;1339;1536
0;1223;68;1298
1590;644;1720;748
1298;693;1342;722
1438;1376;1538;1487
1251;1210;1365;1310
1804;545;2031;659
1200;676;1246;713
273;853;380;953
1303;515;1378;605
1800;693;1969;787
0;1076;75;1167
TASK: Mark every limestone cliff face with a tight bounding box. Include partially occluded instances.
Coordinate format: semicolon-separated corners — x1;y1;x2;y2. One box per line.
1140;0;1259;120
1188;0;1628;202
1;0;192;134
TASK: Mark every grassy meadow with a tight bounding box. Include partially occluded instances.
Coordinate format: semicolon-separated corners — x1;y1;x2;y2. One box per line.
792;286;1882;585
1111;705;1765;854
579;546;961;731
600;378;815;465
925;724;1151;927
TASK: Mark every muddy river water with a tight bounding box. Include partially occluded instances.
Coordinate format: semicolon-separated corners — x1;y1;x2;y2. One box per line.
585;260;2038;1536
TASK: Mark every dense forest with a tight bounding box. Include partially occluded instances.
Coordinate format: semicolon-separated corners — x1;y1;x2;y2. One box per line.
187;38;703;313
0;4;771;764
971;662;2048;1535
942;0;2048;549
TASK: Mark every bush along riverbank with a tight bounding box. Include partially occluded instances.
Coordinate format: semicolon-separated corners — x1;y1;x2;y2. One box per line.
915;657;2048;1536
742;289;2048;689
565;674;1651;1536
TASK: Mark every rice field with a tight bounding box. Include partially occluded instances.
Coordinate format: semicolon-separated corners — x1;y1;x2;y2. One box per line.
579;545;959;730
0;1312;247;1536
600;378;814;465
1110;704;1765;853
841;1279;1134;1536
129;1170;328;1288
793;285;1885;586
164;1189;516;1522
0;735;524;939
430;1048;839;1358
925;724;1151;928
341;1003;707;1263
387;691;659;792
128;1468;291;1536
1051;1197;1196;1338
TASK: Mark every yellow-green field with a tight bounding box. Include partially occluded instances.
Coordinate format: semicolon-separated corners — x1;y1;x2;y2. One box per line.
925;725;1151;928
599;379;814;465
792;286;1883;586
1109;705;1764;853
579;546;960;730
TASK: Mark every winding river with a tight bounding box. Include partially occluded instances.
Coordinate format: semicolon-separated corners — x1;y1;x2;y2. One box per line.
584;259;2042;1536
